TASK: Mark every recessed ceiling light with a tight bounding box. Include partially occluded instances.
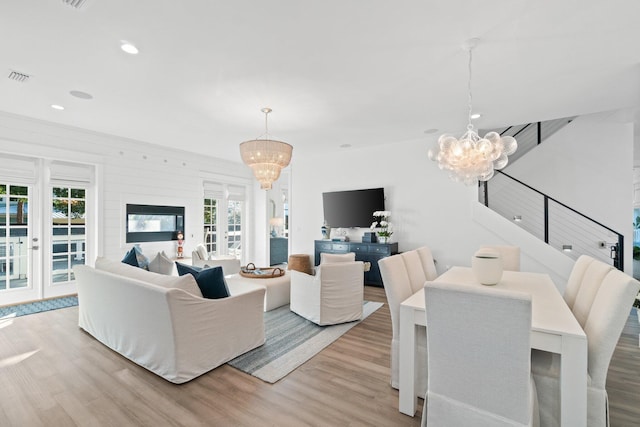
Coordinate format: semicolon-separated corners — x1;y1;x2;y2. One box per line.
340;144;352;148
471;113;481;119
424;128;439;134
70;90;93;99
120;41;139;55
51;104;65;110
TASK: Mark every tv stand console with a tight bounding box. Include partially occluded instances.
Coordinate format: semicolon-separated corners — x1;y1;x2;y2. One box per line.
314;240;399;287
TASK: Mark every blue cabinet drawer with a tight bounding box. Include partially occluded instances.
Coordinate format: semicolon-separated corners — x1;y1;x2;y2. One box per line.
332;243;350;252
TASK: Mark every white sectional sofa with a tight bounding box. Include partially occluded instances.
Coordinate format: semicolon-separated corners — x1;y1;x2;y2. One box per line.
74;258;265;384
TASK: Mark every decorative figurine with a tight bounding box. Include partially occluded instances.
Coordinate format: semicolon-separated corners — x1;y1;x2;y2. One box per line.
177;231;184;258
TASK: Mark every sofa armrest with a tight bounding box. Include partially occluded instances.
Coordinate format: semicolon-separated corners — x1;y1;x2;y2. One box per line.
290;270;320;319
168;286;266;382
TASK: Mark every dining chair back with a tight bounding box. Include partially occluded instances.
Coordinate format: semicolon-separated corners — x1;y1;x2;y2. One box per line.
532;268;639;427
563;255;595;309
479;245;521;271
378;246;435;395
423;281;539;427
571;259;614;327
416;246;438;282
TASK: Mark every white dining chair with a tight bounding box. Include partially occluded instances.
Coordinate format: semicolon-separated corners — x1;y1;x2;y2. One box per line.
422;281;539;427
378;246;436;396
570;258;614;327
479;245;521;271
532;268;640;427
563;254;595;309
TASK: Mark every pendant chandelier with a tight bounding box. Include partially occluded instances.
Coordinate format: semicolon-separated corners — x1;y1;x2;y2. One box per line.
428;38;517;186
240;108;293;190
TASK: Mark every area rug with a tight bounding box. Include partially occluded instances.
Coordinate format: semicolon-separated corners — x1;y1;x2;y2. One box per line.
228;301;383;383
0;296;78;319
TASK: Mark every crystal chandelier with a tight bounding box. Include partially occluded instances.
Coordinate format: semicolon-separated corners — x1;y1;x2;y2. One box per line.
240;108;293;190
428;39;517;186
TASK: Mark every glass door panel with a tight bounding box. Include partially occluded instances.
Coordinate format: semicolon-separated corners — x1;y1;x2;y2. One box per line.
227;200;243;258
0;183;38;304
51;187;86;283
203;198;218;255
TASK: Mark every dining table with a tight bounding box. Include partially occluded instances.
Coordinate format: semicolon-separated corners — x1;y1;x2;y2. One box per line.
398;266;587;427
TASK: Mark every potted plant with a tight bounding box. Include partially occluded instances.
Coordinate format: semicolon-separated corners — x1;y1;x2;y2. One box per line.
371;211;393;243
634;294;640;323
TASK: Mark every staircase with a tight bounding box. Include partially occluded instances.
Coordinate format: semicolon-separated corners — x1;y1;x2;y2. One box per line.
478;117;624;271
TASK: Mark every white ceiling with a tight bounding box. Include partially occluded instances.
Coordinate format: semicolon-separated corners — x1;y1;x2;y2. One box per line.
0;0;638;164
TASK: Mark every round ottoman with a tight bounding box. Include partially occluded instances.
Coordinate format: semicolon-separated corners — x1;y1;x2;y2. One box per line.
288;254;313;275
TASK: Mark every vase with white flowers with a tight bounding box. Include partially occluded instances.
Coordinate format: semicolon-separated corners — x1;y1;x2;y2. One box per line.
371;211;393;243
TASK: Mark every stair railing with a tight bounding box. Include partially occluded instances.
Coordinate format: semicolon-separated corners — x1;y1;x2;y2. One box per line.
480;171;624;270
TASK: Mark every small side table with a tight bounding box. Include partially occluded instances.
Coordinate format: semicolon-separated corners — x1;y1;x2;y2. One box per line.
288;254;312;275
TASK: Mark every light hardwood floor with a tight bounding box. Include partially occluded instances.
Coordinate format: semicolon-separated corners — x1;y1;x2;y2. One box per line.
0;287;638;426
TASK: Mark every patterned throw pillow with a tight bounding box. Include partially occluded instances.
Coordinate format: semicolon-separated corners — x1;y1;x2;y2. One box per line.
133;245;150;270
176;263;230;299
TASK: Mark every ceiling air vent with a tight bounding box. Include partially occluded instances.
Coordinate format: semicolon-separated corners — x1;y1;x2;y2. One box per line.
8;71;31;83
62;0;90;9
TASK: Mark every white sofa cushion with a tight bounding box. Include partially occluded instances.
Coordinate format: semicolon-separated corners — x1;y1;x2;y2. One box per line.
148;251;176;276
95;256;202;297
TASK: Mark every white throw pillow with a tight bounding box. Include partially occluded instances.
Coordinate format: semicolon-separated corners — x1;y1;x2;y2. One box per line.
320;252;356;264
148;251;176;276
95;256;202;297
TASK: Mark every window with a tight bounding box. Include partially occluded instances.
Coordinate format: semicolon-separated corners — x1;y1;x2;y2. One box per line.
203;182;246;259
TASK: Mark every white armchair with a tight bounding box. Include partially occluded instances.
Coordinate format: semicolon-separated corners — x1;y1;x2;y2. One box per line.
290;261;364;326
191;244;241;275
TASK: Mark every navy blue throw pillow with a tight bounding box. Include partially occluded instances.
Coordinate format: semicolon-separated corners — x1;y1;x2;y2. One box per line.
122;247;139;267
176;262;201;276
176;263;229;299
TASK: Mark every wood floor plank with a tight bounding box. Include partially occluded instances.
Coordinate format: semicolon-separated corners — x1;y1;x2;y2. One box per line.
1;287;639;426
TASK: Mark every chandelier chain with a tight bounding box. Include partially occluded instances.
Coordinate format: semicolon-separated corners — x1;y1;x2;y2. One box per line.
263;108;271;139
428;38;518;186
467;47;474;132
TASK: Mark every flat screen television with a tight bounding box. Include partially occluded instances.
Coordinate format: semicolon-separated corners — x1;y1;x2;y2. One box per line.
322;188;385;228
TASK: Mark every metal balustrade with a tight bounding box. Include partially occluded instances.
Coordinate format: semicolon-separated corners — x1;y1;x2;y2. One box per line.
480;171;623;270
478;116;623;270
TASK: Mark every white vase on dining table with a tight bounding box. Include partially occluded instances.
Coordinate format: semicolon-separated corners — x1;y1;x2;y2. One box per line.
472;250;503;285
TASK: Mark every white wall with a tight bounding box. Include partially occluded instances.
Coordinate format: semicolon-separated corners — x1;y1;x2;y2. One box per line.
505;112;634;274
0;112;254;264
290;138;508;274
290;111;635;284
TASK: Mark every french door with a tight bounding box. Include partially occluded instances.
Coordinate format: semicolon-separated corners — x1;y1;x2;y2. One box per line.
0;183;41;305
0;158;94;306
203;183;245;260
